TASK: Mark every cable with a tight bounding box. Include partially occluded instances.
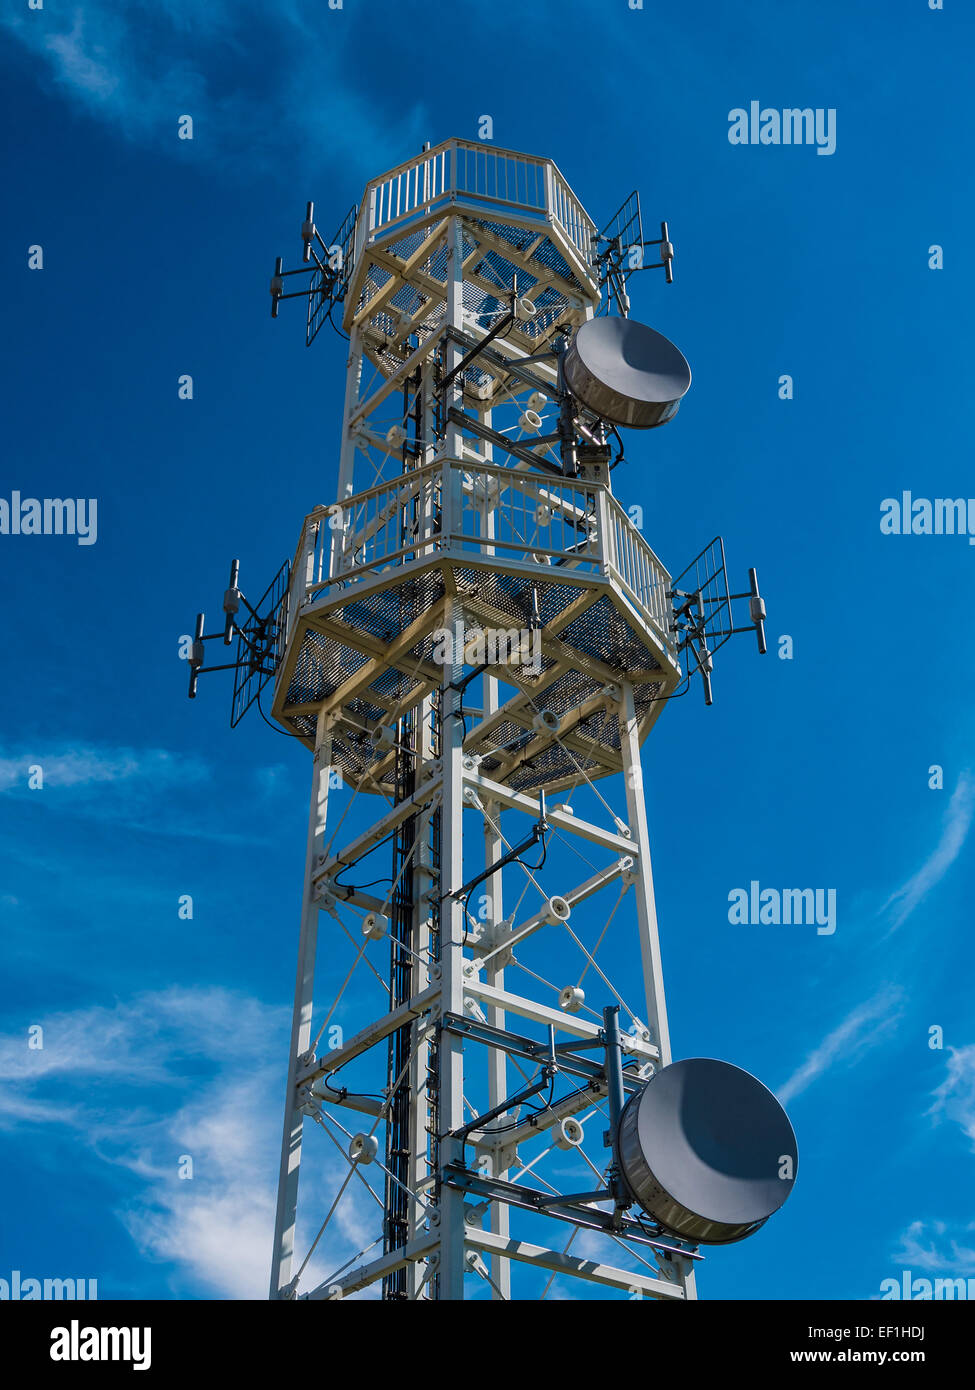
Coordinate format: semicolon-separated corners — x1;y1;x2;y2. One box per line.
335;874;395;892
326;297;350;343
457;1070;557;1168
331;828;397;892
256;687;316;738
463;823;547;923
608;424;625;469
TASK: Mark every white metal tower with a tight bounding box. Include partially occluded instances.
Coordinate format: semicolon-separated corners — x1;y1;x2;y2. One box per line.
190;138;793;1301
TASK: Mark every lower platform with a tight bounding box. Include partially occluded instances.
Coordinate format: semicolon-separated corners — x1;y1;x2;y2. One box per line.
271;554;680;795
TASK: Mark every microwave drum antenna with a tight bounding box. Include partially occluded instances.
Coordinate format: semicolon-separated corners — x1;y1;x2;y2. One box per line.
616;1057;798;1243
563;316;691;429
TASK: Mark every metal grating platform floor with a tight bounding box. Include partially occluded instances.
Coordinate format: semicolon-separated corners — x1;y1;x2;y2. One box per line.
274;558;677;795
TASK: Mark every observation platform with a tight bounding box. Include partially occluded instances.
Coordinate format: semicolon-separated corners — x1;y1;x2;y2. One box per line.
338;139;600;401
270;459;681;795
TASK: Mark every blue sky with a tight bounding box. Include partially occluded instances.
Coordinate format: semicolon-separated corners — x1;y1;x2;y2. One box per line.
2;0;974;1300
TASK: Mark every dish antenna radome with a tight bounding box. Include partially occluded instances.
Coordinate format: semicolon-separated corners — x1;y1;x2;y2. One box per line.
564;316;691;430
617;1057;798;1244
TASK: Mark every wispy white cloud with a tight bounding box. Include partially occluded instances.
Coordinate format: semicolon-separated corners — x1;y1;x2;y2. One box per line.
0;745;203;794
119;1071;283;1299
893;1219;975;1275
777;986;904;1107
0;986;376;1297
929;1044;975;1151
0;985;277;1090
2;0;429;180
45;12;123;102
775;776;974;1114
0;741;278;845
881;773;975;932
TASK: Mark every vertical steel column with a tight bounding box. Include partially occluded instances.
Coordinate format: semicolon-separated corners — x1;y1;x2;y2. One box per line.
618;681;672;1066
618;682;697;1300
405;354;442;1298
330;324;365;580
479;405;511;1299
382;713;417;1299
269;708;333;1298
435;214;470;1299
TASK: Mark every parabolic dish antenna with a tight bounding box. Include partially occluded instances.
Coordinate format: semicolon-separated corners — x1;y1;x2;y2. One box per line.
563;316;691;429
617;1057;798;1244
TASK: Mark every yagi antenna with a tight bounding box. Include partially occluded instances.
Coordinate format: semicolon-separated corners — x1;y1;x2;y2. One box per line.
186;558;290;724
595;190;675;316
669;540;768;705
269;199;357;345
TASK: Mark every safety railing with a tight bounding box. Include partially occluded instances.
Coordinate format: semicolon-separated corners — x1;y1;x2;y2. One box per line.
287;461;674;657
454;143;548;217
549;165;596;266
604;493;673;639
364;145;453;242
449;460;601;574
358;140;598;273
296;463;443;601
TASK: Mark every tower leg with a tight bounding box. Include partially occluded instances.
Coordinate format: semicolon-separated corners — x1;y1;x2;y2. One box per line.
619;682;673;1067
269;711;332;1298
435;219;474;1299
619;683;697;1299
435;590;469;1300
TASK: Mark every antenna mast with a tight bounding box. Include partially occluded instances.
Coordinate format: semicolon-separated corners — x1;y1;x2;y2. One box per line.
190;138;792;1300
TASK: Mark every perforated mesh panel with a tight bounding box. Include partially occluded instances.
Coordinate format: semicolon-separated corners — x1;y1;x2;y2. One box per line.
277;554;669;783
477;220;577;284
388;227;431;260
333;572;445;643
368;666;423;701
559;594;661;671
528;235;575;281
285;632;369;707
507;742;604;794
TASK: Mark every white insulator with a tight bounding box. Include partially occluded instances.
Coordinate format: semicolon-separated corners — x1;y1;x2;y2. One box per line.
362;912;389;941
532;710;560;735
545;896;571;925
535;503;551;526
516;295;537;319
386;424;406;448
527;392;547;412
555;1117;585;1150
519;409;543;433
370;725;396;750
349;1133;379;1164
559;985;585;1013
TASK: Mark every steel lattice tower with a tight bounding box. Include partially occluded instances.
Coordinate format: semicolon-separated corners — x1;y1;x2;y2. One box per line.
235;139;772;1301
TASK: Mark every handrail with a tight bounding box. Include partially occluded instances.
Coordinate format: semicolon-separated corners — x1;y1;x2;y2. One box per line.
356;139;598;269
288;461;673;658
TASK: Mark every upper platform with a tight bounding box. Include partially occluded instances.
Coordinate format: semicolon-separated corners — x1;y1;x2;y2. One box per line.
343;139;600;385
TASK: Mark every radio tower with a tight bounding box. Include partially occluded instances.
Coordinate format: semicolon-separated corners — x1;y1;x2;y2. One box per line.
189;139;797;1301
